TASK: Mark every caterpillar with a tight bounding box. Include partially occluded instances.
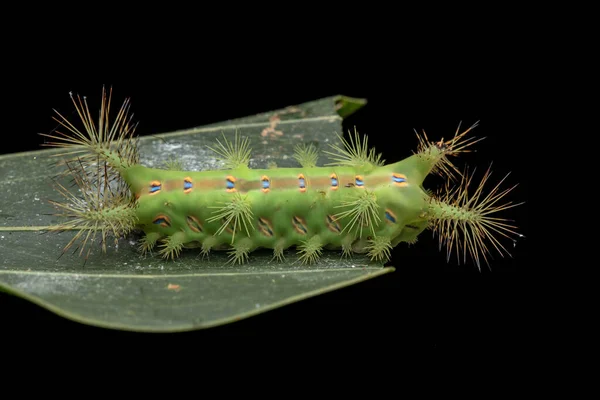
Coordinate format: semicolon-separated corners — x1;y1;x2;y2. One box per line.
41;87;522;269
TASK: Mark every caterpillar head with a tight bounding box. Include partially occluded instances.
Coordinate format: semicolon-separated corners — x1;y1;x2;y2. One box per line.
383;122;523;269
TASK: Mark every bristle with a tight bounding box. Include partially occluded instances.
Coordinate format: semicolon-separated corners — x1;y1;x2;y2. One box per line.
406;237;418;246
46;158;138;259
324;127;384;169
334;190;381;238
139;232;161;255
207;131;251;169
40;86;139;172
414;121;483;180
162;155;184;171
293;143;319;168
341;236;354;259
272;240;286;262
227;238;253;265
366;235;393;263
158;232;185;260
297;235;323;265
207;192;254;243
428;164;524;270
200;235;219;259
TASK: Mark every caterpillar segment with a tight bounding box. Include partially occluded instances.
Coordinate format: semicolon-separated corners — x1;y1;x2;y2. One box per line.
43;89;522;269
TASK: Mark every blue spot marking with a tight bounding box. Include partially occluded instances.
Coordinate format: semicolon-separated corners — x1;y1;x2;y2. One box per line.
150;185;161;193
331;178;338;186
299;178;306;187
355;178;364;186
184;181;193;190
226;179;235;189
385;211;396;223
393;176;406;183
262;180;270;189
154;218;168;226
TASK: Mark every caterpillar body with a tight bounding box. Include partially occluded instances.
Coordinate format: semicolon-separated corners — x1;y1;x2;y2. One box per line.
42;88;522;269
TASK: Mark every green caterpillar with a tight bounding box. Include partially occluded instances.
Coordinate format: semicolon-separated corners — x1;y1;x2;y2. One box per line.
42;88;522;269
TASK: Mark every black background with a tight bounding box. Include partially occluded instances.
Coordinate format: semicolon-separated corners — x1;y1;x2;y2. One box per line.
1;49;531;359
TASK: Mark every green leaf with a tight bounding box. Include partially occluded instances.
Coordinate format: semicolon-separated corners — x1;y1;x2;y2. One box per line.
0;95;394;332
334;95;368;119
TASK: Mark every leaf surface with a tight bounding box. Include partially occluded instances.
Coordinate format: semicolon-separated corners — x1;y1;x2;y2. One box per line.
0;95;394;332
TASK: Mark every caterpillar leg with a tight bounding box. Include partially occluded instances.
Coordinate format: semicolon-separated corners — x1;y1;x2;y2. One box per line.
272;239;287;262
227;238;254;265
200;235;219;259
138;232;162;255
366;235;393;263
297;235;324;265
158;232;186;260
341;235;354;259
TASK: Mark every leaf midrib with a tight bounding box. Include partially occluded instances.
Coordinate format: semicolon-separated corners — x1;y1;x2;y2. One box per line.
0;267;382;278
